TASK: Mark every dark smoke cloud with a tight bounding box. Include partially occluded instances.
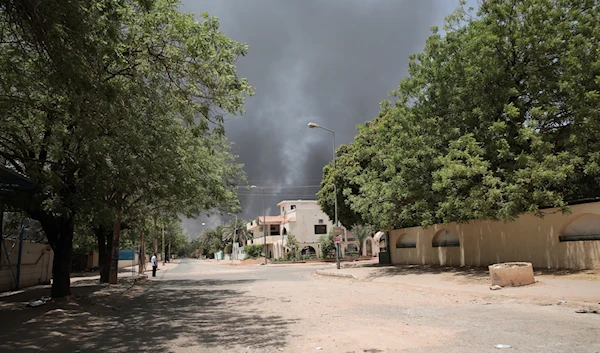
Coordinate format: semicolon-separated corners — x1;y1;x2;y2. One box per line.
179;0;476;238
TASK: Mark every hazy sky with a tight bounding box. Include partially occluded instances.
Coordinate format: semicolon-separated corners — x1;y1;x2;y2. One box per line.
180;0;479;238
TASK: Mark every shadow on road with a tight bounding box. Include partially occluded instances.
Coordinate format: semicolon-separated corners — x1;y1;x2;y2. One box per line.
0;278;293;352
362;264;491;281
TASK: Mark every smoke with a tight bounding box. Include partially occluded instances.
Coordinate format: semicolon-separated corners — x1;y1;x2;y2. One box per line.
179;0;474;238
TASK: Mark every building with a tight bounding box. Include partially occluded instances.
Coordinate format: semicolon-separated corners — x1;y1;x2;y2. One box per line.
246;200;359;259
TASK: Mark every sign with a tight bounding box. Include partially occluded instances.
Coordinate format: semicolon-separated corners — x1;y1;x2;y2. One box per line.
332;226;344;235
334;236;341;244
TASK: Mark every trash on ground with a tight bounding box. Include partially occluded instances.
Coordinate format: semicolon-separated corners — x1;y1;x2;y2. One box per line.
490;285;502;290
494;344;512;349
575;308;598;314
558;300;567;305
316;347;323;350
27;300;46;307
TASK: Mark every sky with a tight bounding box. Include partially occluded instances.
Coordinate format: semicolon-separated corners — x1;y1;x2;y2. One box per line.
180;0;479;239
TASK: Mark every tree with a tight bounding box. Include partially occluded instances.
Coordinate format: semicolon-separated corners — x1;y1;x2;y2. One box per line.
320;0;600;230
0;0;252;296
285;234;299;260
317;144;366;229
351;224;373;256
222;217;252;245
318;233;335;259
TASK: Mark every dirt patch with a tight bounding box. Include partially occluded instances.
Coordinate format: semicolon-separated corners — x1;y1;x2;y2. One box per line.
238;258;270;266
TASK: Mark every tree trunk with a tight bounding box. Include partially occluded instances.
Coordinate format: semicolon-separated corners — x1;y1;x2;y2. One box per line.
138;231;145;274
33;212;74;298
109;213;121;284
51;229;73;297
95;225;113;283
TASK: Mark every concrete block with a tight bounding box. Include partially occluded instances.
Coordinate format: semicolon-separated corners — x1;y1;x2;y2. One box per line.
489;262;535;287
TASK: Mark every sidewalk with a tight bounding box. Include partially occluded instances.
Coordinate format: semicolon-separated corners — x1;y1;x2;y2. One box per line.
316;264;600;307
70;261;178;283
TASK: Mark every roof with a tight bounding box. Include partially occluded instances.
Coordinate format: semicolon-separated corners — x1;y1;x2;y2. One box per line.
277;200;318;206
0;165;34;197
257;216;284;225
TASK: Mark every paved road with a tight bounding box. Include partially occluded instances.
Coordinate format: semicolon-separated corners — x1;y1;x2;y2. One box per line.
1;259;599;353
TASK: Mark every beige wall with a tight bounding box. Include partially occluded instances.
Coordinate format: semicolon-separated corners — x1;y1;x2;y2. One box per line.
0;240;53;292
389;202;600;270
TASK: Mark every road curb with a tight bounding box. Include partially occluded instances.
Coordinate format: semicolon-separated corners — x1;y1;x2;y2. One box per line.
315;270;357;279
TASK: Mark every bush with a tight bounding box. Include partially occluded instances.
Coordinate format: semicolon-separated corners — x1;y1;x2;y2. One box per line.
286;234;300;260
224;244;232;254
244;244;263;259
318;234;335;259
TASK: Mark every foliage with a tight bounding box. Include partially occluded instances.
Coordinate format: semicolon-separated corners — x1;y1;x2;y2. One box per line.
318;0;600;230
318;233;335;259
200;226;226;255
0;0;252;296
244;244;263;259
222;217;252;244
351;224;373;256
285;234;300;260
224;244;232;254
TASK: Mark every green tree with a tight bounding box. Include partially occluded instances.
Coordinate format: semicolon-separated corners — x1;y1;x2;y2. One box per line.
222;217;252;245
285;234;300;260
0;0;251;296
321;0;600;230
318;233;335;259
351;224;373;256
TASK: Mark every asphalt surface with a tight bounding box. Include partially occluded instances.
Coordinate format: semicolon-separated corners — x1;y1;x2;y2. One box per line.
1;259;599;353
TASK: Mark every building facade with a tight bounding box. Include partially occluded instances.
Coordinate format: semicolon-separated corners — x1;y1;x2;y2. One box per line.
246;200;359;259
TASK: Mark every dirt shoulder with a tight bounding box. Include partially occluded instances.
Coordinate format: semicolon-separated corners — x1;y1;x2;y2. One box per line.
316;264;600;307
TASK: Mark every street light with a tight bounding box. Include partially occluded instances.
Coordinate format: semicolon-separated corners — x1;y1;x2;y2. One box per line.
308;121;340;270
250;185;267;265
227;212;238;260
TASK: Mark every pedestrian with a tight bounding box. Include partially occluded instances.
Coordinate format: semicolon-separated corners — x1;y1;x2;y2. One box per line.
151;253;157;277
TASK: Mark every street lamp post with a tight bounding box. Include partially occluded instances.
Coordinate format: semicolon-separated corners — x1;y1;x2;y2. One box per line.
250;185;267;265
308;122;340;270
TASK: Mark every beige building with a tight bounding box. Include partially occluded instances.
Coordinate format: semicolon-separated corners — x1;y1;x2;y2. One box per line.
246;200;358;259
387;201;600;270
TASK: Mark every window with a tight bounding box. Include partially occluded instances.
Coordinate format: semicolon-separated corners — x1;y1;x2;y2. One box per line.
270;224;280;236
318;219;324;224
314;225;327;234
291;205;296;210
281;207;284;213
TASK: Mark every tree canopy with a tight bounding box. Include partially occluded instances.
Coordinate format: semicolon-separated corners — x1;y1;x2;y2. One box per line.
318;0;600;231
0;0;251;296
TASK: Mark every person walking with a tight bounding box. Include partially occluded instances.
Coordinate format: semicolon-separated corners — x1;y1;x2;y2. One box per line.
151;253;157;277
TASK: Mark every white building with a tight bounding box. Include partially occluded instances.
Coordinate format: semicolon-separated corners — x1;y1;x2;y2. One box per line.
246;200;360;259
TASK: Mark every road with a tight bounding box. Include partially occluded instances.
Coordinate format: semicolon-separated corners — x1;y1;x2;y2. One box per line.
1;259;599;353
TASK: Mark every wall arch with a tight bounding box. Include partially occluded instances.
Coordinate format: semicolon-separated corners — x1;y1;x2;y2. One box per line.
559;213;600;242
395;234;416;248
346;243;358;253
432;229;460;247
301;246;316;256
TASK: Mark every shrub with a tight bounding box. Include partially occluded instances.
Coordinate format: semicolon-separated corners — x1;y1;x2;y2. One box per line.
244;244;263;259
318;234;335;259
224;244;232;254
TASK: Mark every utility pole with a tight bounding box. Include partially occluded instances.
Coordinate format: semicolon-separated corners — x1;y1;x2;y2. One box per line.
162;224;165;265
